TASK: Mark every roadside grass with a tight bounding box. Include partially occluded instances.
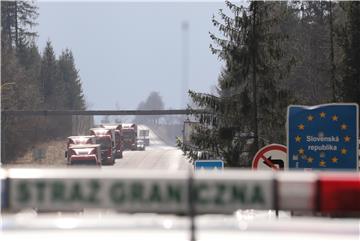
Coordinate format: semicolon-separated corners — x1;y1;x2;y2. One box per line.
10;140;67;166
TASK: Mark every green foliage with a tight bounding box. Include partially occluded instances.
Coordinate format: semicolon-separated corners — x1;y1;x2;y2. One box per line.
1;1;86;163
181;1;294;167
40;40;63;109
58;49;86;110
0;1;38;48
340;2;360;105
285;1;334;104
180;1;360;168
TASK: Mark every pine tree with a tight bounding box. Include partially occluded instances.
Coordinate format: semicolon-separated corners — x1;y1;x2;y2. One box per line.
1;1;16;49
329;0;337;101
1;1;87;162
1;44;43;162
58;49;85;110
14;1;38;47
341;2;360;105
134;91;164;125
1;1;41;109
0;1;38;48
285;1;339;105
182;1;293;167
40;40;64;109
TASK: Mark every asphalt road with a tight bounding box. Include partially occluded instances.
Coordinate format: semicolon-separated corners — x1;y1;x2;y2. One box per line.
106;125;191;170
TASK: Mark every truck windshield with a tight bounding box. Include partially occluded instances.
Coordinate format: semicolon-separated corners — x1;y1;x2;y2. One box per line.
123;131;134;139
96;137;111;149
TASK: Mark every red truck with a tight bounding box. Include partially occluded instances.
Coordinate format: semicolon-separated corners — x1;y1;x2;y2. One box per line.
65;135;96;163
121;123;138;151
100;124;124;158
67;144;101;167
89;128;115;165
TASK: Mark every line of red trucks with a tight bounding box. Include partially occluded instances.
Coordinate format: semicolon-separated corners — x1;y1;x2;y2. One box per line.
65;123;138;166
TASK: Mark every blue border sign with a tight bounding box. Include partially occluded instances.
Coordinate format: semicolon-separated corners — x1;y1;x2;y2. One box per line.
194;160;224;170
287;103;358;170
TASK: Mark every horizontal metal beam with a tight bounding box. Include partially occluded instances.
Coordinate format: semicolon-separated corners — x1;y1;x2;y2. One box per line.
1;109;206;116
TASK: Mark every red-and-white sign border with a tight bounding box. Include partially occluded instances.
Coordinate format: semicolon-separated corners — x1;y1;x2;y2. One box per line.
252;144;287;170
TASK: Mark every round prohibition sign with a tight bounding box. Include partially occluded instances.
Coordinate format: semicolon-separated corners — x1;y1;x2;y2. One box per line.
252;144;287;170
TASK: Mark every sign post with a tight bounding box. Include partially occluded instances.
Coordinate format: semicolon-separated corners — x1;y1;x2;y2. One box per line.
287;103;358;171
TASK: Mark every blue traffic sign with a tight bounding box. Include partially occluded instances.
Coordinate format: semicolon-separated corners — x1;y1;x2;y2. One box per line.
287;103;358;170
194;160;224;170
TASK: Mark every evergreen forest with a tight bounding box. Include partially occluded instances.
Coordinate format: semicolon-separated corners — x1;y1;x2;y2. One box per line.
1;1;86;163
180;1;360;167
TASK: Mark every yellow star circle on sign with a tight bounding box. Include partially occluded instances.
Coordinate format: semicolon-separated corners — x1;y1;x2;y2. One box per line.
341;124;348;130
295;136;302;142
307;156;314;163
307;115;314;121
344;136;351;142
341;148;348;155
298;124;305;130
332;115;338;121
331;157;338;163
320;112;326;118
319;160;326;167
298;148;305;155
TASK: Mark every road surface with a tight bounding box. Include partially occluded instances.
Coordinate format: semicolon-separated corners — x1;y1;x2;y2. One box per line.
106;125;191;170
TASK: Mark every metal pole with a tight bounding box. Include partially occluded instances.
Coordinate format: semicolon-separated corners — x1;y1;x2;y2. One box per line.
273;178;279;218
188;168;196;241
1;112;6;165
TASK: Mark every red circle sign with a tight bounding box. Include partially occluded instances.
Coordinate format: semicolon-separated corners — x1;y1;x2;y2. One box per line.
252;144;287;170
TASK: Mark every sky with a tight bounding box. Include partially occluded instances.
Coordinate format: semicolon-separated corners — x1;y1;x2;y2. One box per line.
36;2;227;110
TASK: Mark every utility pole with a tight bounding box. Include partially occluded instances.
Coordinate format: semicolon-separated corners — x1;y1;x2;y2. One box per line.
181;21;189;109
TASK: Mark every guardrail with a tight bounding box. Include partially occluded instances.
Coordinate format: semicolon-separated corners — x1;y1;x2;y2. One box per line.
1;169;359;215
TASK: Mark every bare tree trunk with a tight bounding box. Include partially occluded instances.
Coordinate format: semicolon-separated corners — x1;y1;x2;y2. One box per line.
14;1;18;48
329;0;337;102
252;2;259;152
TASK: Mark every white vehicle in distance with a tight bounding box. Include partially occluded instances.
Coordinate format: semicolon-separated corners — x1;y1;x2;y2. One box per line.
136;139;145;151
